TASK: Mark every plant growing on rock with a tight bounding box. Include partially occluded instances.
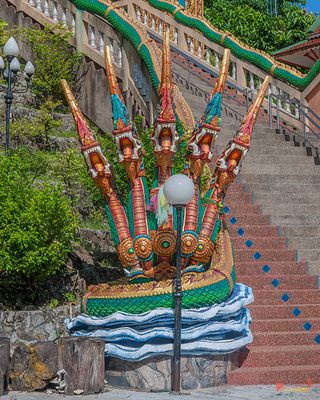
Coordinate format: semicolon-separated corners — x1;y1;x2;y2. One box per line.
11;99;62;149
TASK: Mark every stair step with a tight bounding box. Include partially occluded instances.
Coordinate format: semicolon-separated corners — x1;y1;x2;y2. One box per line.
239;274;318;289
226;203;261;214
228;225;278;238
253;192;320;205
245;154;315;165
250;289;320;305
242;164;319;175
241;174;320;184
262;204;320;215
289;237;320;249
252;318;320;333
243;345;320;368
280;225;320;238
251;331;318;346
298;248;320;262
249;304;320;319
232;237;286;249
242;183;320;193
237;261;306;275
225;214;270;226
270;214;320;226
228;364;320;385
306;261;320;275
234;248;296;262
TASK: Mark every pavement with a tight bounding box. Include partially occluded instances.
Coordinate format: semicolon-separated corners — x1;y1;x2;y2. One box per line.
2;385;320;400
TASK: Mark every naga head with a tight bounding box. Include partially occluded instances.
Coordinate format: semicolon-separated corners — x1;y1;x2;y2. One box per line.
61;79;113;197
187;49;230;180
215;76;271;192
105;46;143;180
151;31;179;173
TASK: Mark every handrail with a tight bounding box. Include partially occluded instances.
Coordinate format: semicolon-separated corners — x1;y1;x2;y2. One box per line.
269;92;320;151
172;70;246;122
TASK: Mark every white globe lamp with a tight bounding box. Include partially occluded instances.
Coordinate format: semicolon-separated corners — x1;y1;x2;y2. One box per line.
163;174;195;206
3;37;20;58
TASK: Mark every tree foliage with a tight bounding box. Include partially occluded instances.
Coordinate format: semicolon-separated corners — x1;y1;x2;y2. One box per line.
204;0;314;54
0;150;76;297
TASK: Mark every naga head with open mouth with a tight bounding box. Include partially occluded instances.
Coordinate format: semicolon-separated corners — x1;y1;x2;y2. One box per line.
187;50;230;180
61;79;113;197
151;31;179;174
215;76;271;193
105;46;143;181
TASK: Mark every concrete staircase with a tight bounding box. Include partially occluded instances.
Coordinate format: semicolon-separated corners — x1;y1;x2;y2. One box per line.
172;57;320;384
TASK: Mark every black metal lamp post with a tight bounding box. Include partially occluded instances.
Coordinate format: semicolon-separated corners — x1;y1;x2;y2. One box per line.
0;37;35;155
163;174;195;393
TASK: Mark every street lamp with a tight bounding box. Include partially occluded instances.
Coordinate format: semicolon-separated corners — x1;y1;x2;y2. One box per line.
0;37;35;155
163;174;195;393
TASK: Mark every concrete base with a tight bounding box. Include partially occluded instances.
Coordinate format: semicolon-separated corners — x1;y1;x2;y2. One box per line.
105;355;236;391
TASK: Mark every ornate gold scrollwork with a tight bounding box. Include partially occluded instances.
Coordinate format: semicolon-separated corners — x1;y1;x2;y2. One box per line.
152;229;177;257
192;234;214;263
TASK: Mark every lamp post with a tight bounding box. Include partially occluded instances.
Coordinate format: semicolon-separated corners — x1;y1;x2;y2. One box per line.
0;37;35;155
163;174;195;393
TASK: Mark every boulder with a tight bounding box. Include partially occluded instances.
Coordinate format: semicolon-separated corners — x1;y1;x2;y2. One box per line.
10;342;58;391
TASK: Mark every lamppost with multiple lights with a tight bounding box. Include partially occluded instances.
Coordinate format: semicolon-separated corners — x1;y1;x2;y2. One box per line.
163;173;195;393
0;37;35;155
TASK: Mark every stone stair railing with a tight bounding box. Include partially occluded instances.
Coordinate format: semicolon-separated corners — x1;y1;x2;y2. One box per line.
3;0;153;129
114;0;320;132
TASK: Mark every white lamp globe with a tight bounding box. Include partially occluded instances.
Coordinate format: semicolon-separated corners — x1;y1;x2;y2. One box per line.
163;174;195;206
0;56;4;71
3;37;20;57
10;57;20;73
24;61;35;77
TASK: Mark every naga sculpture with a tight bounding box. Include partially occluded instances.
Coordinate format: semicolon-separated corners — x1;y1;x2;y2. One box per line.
65;32;270;361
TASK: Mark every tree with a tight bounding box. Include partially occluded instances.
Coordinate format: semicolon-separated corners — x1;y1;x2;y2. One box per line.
204;0;314;54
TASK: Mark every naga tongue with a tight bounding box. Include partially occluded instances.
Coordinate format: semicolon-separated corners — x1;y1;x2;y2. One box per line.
160;129;172;150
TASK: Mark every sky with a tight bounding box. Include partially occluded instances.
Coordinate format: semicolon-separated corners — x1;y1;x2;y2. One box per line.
306;0;320;13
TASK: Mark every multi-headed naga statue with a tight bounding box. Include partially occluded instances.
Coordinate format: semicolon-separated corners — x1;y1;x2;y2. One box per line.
64;33;269;361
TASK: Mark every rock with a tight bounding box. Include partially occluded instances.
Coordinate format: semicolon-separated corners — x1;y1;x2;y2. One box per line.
69;244;95;269
0;337;10;395
10;342;58;391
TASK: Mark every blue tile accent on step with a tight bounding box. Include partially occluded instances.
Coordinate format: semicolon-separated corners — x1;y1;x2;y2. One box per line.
281;293;289;302
230;217;237;225
262;265;271;273
245;240;253;248
237;228;245;236
272;279;280;288
292;307;301;317
253;252;261;260
304;322;312;331
315;335;320;344
224;206;230;214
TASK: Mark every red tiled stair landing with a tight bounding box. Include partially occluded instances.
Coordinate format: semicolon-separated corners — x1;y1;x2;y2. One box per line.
225;182;320;385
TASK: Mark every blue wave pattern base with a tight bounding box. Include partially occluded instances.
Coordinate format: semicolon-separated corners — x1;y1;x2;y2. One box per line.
66;283;253;362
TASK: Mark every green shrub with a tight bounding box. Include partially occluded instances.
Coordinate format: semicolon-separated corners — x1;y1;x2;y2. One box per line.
15;23;81;102
0;150;76;298
0;20;8;46
11;99;62;148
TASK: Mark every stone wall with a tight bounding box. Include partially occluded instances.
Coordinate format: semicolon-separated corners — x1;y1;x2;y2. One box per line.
106;354;239;390
0;305;79;352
